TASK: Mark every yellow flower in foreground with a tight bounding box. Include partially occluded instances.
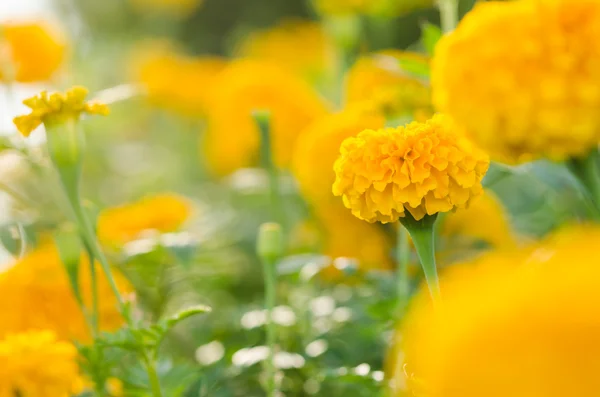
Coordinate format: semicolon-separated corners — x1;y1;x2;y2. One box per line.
0;330;84;397
204;60;329;176
432;0;600;162
13;86;109;137
0;244;129;342
132;42;226;117
293;105;385;206
0;21;66;83
237;19;336;82
129;0;203;16
402;224;600;397
345;51;432;120
333;114;489;223
98;194;192;246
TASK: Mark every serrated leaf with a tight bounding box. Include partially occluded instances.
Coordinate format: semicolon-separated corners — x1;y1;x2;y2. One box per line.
54;226;83;304
161;305;212;330
420;22;442;55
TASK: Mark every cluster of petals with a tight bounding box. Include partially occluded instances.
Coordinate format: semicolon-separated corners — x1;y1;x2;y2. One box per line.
332;114;489;223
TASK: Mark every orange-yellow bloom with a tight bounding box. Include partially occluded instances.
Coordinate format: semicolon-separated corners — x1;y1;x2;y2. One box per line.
204;60;329;176
13;86;109;137
98;194;192;246
432;0;600;162
0;330;85;397
333;114;489;223
0;21;66;83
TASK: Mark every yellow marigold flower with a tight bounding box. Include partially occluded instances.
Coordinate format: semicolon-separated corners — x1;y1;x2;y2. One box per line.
129;0;203;17
0;330;84;397
441;191;516;251
204;60;329;176
293;105;385;206
401;224;600;397
313;0;432;17
432;0;600;162
236;19;337;83
13;86;109;137
0;244;130;342
332;114;489;223
0;21;66;83
346;51;432;120
98;193;192;246
132;42;226;117
105;377;124;397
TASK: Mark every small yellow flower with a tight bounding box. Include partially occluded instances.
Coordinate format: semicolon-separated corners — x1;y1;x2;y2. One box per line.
236;19;337;83
132;42;227;117
432;0;600;162
204;60;329;176
402;224;600;397
0;21;66;83
105;377;124;397
0;244;130;342
129;0;203;17
0;330;84;397
98;194;192;246
13;86;109;137
345;51;432;120
333;114;489;223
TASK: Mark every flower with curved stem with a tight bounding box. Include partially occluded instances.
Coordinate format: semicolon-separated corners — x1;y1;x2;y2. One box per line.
432;0;600;163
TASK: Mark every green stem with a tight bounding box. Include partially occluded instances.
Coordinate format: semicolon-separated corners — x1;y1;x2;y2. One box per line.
396;225;410;311
438;0;459;33
400;214;441;301
262;256;277;397
86;248;100;337
144;353;164;397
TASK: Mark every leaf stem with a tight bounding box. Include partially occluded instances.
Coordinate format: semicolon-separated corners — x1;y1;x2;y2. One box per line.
438;0;459;33
262;256;277;397
396;225;411;312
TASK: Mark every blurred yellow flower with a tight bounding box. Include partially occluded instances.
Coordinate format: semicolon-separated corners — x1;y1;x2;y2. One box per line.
0;330;84;397
13;86;109;137
432;0;600;163
0;21;65;83
98;193;192;246
236;19;337;83
132;42;226;117
402;224;600;397
204;60;329;176
441;191;516;251
313;0;432;17
293;105;385;206
345;51;432;119
129;0;203;17
105;377;124;397
333;114;489;223
0;244;130;342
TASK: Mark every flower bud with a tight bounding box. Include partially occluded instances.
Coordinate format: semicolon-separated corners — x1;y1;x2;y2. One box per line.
256;222;284;261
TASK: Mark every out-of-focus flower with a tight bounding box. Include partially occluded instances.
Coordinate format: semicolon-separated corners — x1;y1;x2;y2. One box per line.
98;193;192;246
345;51;432;120
441;191;516;251
236;19;337;83
204;60;329;176
293;105;385;206
105;377;124;397
432;0;600;163
129;0;203;17
313;0;432;17
132;42;226;117
402;224;600;397
0;21;66;83
0;330;84;397
0;244;130;342
333;114;489;223
13;86;109;137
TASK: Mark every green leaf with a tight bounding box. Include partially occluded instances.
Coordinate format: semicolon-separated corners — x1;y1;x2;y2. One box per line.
159;305;212;331
420;22;442;55
396;57;430;82
0;223;24;257
54;226;84;304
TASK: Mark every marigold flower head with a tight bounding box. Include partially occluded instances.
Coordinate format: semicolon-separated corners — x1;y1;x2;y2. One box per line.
13;86;109;137
129;0;203;17
346;51;432;120
0;330;84;397
432;0;600;162
333;114;489;223
0;244;130;342
132;42;226;117
401;224;600;397
0;21;66;83
236;19;337;83
204;60;329;176
98;193;192;246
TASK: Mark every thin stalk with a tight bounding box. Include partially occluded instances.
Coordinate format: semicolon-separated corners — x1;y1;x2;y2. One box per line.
86;248;100;337
262;256;277;397
438;0;459;33
396;225;410;311
144;353;164;397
